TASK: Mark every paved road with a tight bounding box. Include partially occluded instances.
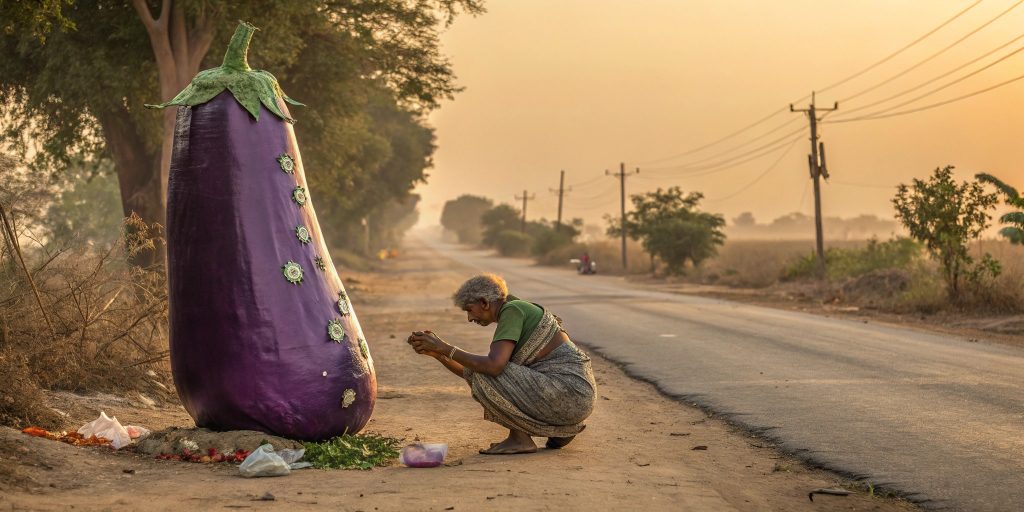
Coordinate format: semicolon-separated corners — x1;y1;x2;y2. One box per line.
418;234;1024;511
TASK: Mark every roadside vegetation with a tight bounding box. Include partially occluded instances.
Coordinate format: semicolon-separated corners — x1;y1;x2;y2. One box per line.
442;167;1022;317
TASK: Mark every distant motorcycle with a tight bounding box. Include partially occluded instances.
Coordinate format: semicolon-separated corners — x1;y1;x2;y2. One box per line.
570;258;597;275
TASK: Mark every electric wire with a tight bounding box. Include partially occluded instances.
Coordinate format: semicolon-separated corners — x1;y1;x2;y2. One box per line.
817;0;986;96
835;0;1023;104
636;105;796;165
705;136;803;203
826;70;1024;123
835;31;1024;117
566;174;608;189
652;117;803;169
644;131;805;176
635;0;984;166
827;41;1024;121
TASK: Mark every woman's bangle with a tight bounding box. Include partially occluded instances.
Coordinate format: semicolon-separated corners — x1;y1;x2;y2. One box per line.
448;345;458;359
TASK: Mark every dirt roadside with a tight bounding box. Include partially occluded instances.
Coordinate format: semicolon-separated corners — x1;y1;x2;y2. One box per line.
0;246;917;511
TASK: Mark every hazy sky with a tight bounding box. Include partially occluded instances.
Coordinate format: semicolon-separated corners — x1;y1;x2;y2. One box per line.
418;0;1024;230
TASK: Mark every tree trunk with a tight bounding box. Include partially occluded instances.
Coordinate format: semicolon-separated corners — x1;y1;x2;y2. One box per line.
122;0;217;270
94;108;165;269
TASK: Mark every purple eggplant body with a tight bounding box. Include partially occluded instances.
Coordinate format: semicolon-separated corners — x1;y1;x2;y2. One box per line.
167;92;375;441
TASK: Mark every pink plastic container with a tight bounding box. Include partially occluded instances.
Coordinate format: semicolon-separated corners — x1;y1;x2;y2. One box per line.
399;443;448;468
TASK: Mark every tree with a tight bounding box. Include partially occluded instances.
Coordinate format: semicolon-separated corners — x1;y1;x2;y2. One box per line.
893;166;999;299
0;0;484;266
976;173;1024;245
732;211;756;227
480;204;521;247
440;194;493;244
607;187;725;274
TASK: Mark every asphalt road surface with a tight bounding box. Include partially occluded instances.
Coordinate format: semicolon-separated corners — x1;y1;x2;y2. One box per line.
419;234;1024;511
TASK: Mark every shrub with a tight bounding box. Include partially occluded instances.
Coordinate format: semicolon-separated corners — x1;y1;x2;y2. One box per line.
783;238;922;281
529;220;580;257
493;230;533;257
0;214;171;428
893;166;999;300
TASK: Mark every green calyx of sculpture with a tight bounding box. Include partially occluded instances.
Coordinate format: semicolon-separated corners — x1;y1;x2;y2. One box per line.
145;21;303;122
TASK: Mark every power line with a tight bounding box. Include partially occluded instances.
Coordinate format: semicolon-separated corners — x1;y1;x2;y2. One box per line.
644;125;804;173
644;132;804;177
817;0;986;96
566;174;607;189
835;31;1024;117
649;117;803;169
571;182;619;203
635;0;984;166
828;40;1024;121
836;0;1023;104
636;105;797;165
705;137;802;202
826;70;1024;123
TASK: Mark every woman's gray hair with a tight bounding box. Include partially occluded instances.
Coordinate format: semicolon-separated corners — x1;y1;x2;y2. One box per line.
453;273;509;308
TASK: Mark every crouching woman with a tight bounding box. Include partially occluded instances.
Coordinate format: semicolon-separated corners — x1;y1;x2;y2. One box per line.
407;273;597;454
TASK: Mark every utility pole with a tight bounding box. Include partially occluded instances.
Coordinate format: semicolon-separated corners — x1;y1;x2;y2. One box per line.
549;170;571;233
514;190;535;233
606;163;639;269
790;91;837;277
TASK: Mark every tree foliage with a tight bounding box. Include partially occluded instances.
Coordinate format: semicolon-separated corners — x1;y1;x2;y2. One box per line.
976;172;1024;245
480;204;521;247
893;166;1000;299
0;0;483;262
607;187;725;275
440;194;493;244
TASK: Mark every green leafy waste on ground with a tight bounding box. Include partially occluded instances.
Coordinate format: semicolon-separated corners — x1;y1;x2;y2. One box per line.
303;433;401;470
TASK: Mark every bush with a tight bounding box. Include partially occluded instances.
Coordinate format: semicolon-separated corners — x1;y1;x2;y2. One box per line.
0;214;172;428
493;230;533;257
783;238;921;281
530;226;577;257
893;166;999;299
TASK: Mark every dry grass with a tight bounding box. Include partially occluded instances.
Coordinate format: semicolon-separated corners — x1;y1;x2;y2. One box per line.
0;214;172;429
679;238;1022;314
683;240;867;288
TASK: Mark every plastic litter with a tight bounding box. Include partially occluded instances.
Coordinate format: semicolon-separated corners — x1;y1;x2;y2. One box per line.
125;425;151;440
399;442;448;468
77;411;132;449
239;444;311;477
239;444;290;477
277;448;313;470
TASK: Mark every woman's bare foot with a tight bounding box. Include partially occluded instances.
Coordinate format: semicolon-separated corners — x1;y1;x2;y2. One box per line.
479;429;537;455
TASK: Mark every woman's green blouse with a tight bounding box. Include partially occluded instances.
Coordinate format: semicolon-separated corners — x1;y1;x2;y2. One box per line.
491;295;544;355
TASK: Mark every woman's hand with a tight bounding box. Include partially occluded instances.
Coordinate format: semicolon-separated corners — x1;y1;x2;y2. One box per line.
407;330;449;357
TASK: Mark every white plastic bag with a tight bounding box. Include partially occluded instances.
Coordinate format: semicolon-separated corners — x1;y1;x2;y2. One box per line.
239;444;291;478
277;448;312;470
77;411;132;449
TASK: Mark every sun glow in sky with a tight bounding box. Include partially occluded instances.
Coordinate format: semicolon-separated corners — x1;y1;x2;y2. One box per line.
418;0;1024;231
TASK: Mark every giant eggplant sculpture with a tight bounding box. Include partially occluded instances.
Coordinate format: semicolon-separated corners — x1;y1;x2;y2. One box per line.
148;21;375;441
